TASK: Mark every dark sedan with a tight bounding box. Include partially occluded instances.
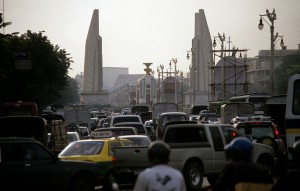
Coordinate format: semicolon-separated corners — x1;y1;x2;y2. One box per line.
0;137;106;191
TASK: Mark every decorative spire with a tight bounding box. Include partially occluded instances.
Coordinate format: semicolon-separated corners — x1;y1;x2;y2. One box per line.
143;63;153;75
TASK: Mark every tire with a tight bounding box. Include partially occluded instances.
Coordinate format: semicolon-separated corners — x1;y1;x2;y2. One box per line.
70;174;93;191
103;170;118;191
183;162;203;191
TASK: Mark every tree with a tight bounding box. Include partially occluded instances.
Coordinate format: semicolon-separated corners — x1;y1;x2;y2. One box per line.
274;54;300;94
53;77;80;104
0;30;74;109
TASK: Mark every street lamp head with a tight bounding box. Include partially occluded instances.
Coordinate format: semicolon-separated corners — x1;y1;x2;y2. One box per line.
258;17;264;30
160;64;164;70
212;38;217;48
186;52;190;60
280;38;284;47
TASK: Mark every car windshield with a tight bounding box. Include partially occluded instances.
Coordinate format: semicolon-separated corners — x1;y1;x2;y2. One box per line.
113;117;140;125
59;141;103;156
67;133;79;143
237;123;275;139
161;115;188;127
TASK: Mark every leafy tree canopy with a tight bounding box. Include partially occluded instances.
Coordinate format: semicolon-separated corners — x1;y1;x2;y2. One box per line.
274;54;300;94
0;30;77;109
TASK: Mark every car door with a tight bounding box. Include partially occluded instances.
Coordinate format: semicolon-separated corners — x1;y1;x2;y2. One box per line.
22;143;66;190
0;143;24;187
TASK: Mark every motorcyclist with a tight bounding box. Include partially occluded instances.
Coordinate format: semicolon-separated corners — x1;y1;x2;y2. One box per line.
212;136;273;191
133;140;186;191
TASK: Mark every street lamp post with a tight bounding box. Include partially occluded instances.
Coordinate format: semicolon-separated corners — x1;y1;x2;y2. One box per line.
170;58;178;104
157;65;164;103
157;67;161;103
188;65;192;106
212;33;226;100
258;9;284;95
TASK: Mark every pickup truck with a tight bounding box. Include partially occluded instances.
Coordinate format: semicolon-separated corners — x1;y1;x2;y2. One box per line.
112;123;278;191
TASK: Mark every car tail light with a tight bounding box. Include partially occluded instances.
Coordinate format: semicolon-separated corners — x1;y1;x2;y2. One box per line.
274;128;280;137
112;156;116;162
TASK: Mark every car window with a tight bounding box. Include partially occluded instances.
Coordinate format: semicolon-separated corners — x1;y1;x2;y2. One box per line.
121;140;134;146
127;137;151;145
221;126;243;144
164;127;207;143
60;141;103;156
22;143;53;161
1;143;23;162
113;116;140;125
68;133;79;143
161;115;188;127
1;143;53;163
237;123;275;139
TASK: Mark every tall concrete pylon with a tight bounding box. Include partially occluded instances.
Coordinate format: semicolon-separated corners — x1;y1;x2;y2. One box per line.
190;9;213;105
81;9;108;104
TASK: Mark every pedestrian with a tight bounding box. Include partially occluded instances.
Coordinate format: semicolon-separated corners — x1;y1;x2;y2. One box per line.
271;140;300;191
133;140;186;191
211;137;273;191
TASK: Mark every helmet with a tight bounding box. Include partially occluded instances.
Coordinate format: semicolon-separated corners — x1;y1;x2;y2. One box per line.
148;140;170;164
224;137;253;161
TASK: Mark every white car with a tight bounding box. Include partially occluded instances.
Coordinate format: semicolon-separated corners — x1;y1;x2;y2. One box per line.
79;126;91;139
144;120;155;140
67;131;81;143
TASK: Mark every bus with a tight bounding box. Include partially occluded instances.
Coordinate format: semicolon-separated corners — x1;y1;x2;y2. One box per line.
285;74;300;161
229;94;270;115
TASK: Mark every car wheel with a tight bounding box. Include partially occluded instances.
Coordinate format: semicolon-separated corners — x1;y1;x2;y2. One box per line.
103;170;118;191
70;174;93;191
183;161;203;191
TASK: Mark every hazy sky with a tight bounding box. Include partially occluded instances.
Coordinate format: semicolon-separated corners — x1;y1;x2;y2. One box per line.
3;0;300;78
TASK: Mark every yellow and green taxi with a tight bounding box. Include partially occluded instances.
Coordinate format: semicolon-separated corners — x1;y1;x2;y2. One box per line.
58;137;134;179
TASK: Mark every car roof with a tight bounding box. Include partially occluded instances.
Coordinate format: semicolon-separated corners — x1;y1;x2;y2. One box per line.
110;114;141;118
79;126;89;129
94;127;137;131
114;122;143;125
0;137;38;143
71;137;128;142
67;131;80;134
160;112;188;115
118;135;149;138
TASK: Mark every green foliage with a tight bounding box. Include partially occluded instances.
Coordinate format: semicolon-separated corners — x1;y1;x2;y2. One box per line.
274;54;300;94
53;77;80;104
0;30;78;108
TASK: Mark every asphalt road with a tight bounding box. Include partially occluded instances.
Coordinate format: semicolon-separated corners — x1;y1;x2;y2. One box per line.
101;178;211;191
110;176;282;191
